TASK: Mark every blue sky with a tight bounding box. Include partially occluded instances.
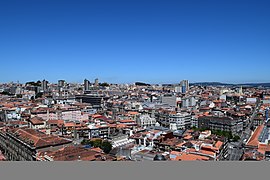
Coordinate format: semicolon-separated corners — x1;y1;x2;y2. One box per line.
0;0;270;84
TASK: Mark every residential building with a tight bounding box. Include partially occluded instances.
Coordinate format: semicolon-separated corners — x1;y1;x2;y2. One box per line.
84;79;90;91
137;114;156;128
198;116;243;135
0;128;72;161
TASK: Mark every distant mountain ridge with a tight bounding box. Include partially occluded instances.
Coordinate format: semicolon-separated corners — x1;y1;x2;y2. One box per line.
190;82;270;87
134;81;270;87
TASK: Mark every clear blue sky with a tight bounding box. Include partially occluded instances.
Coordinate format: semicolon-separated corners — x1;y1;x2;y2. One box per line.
0;0;270;84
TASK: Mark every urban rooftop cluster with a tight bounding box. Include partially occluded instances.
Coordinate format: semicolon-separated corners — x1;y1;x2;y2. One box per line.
0;79;270;161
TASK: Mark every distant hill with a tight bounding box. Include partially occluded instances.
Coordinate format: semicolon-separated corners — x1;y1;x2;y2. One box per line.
190;82;231;86
190;82;270;87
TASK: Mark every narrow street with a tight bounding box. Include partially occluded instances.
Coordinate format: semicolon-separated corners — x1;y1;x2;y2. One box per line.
227;100;262;161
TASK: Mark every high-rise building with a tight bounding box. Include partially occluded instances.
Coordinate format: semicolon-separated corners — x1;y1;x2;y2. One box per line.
180;80;189;93
84;79;90;91
58;80;65;87
175;86;182;93
94;78;99;87
41;79;48;92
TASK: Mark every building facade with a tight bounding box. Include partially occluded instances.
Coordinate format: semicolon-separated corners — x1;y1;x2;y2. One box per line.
198;116;243;135
0;128;72;161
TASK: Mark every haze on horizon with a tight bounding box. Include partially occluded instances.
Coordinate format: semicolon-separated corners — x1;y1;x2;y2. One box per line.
0;0;270;84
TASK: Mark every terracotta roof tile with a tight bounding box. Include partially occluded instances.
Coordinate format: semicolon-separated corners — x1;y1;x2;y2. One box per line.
246;125;264;147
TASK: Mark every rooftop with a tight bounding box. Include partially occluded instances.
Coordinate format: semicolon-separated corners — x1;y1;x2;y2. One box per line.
9;128;72;149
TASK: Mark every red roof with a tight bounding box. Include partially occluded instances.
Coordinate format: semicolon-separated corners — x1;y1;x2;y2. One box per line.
10;128;72;148
119;119;135;123
246;125;264;147
175;153;209;161
29;117;45;125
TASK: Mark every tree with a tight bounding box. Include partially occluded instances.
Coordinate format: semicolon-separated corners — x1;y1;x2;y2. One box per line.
16;94;22;98
233;135;240;142
0;91;11;96
81;139;91;145
101;141;112;154
100;82;110;87
35;92;43;98
26;81;41;86
81;139;112;154
91;139;103;147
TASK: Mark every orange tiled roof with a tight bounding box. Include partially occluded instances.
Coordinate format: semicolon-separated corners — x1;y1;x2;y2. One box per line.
92;114;102;118
128;111;139;115
176;153;209;161
116;124;128;128
258;144;270;155
119;119;135;123
170;151;182;156
47;120;64;126
246;125;264;147
214;141;223;150
183;135;193;140
29;117;45;125
11;128;71;148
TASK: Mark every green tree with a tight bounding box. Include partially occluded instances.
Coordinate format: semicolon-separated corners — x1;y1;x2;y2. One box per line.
99;82;110;87
81;139;91;145
35;92;43;98
91;139;103;147
16;94;22;98
81;139;112;154
101;141;112;154
232;135;240;142
0;91;11;95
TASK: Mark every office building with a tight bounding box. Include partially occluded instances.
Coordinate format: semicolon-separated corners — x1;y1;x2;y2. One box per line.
198;116;243;135
84;79;90;91
180;80;189;93
94;78;99;87
41;79;48;92
58;80;65;88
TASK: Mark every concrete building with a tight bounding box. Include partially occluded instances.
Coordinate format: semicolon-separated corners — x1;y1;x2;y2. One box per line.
246;97;257;104
157;111;192;129
161;95;177;107
137;114;157;128
41;79;48;92
180;80;189;93
58;80;65;88
0;128;72;161
198;116;243;135
174;86;182;93
94;78;99;87
75;94;103;109
84;79;90;91
182;97;196;108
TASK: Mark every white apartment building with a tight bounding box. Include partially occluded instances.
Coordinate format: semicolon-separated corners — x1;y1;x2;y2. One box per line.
137;114;157;128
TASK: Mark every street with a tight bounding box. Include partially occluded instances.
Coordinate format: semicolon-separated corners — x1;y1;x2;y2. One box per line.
227;100;262;161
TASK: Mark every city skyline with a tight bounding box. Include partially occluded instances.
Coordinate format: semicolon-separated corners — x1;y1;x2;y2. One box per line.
1;0;270;84
1;78;270;85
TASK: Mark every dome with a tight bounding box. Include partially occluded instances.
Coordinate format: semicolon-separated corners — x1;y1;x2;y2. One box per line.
153;154;167;161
